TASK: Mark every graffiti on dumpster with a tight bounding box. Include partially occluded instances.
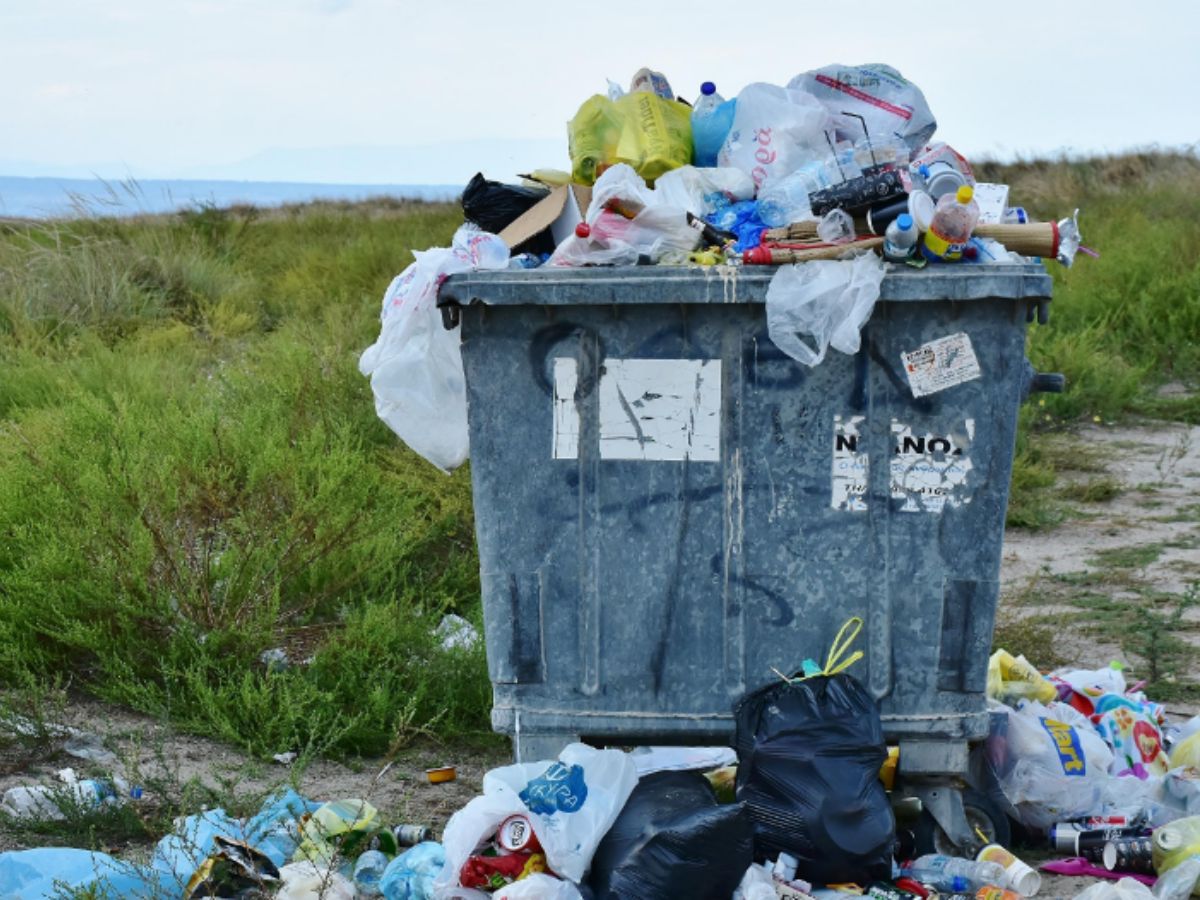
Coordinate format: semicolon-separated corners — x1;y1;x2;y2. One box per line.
831;416;977;512
552;357;722;461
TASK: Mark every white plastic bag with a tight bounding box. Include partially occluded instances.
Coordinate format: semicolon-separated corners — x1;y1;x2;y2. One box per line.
732;863;778;900
435;743;638;895
358;226;509;472
277;861;355;900
717;83;830;189
653;165;755;216
495;874;584;899
550;165;702;267
988;700;1116;829
1073;877;1155;900
765;252;885;367
787;64;936;152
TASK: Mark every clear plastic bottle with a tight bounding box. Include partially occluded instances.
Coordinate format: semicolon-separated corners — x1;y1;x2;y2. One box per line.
921;185;980;262
883;213;918;262
903;854;1007;893
353;849;389;897
757;171;817;228
691;82;736;168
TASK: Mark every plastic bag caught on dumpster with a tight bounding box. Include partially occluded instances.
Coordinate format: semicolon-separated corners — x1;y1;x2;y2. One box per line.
787;64;937;153
733;672;895;885
359;225;509;472
586;770;754;899
436;743;638;893
765;252;886;366
568;92;692;185
986;700;1116;829
717;83;831;190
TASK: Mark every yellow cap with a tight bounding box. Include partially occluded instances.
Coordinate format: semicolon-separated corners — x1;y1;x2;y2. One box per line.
956;185;974;204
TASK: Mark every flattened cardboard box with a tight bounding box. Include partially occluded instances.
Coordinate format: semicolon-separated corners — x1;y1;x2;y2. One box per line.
498;183;592;252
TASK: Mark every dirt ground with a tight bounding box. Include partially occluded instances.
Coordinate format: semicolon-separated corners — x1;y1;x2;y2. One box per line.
2;421;1198;899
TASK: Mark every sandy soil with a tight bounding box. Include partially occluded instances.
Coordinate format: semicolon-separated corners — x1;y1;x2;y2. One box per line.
2;422;1197;898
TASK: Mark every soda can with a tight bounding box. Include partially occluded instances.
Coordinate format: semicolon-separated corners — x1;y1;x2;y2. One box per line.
497;814;539;853
1103;837;1155;874
1051;823;1148;855
393;824;434;847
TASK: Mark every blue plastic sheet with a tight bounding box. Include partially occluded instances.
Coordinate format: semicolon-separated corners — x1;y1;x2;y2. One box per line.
0;788;319;899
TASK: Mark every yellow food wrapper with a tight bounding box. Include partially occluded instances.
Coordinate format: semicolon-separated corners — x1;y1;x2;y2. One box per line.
568;93;692;186
1172;732;1200;770
987;649;1057;704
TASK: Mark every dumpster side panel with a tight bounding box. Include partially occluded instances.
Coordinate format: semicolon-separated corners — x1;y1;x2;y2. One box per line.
461;290;1028;746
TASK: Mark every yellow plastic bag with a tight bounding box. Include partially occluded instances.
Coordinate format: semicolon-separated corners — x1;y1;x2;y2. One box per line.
568;93;692;186
293;798;395;864
987;649;1057;705
1172;732;1200;769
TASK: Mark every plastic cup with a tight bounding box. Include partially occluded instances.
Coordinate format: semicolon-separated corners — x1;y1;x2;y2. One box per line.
978;844;1042;897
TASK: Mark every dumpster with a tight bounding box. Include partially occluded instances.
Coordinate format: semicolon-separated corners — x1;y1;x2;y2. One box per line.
438;263;1057;847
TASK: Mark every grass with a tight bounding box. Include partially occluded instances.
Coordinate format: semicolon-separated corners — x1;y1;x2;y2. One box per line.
1;151;1198;757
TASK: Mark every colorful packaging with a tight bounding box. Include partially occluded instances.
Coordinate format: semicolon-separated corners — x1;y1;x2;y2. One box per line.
1095;707;1169;779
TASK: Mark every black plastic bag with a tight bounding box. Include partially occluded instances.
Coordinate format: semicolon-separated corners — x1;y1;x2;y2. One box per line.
460;173;554;255
586;770;753;900
733;672;895;884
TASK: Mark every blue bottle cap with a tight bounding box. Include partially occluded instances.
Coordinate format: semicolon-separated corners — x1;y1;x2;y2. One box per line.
896;213;913;231
951;876;968;892
701;81;716;95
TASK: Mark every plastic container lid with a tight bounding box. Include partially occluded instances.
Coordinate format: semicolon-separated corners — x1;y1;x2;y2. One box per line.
956;185;975;204
908;191;935;231
896;213;913;231
701;81;716;95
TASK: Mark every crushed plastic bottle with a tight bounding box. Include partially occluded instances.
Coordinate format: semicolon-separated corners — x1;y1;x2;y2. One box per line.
922;185;979;262
1;773;131;822
757;171;816;228
903;855;1008;893
691;82;736;168
817;208;855;244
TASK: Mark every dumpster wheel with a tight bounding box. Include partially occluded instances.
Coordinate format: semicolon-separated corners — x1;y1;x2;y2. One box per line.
914;787;1011;856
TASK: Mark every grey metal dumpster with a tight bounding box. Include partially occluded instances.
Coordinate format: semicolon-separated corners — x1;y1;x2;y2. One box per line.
438;263;1056;847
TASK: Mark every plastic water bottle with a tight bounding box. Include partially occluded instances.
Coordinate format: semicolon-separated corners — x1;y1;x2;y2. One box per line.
353;849;389;896
757;171;816;228
921;185;980;262
691;82;736;168
883;213;918;262
902;854;1007;892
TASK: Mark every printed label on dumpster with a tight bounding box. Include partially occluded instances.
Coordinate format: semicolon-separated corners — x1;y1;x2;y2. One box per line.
890;419;975;513
831;415;869;512
901;332;982;398
552;357;722;462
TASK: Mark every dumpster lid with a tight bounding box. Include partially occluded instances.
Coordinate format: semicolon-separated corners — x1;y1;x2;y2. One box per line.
438;263;1052;309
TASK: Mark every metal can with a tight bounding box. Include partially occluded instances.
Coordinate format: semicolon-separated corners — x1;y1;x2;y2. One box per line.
497;814;539;853
1051;823;1148;856
809;167;910;218
393;824;434;847
1103;837;1155;874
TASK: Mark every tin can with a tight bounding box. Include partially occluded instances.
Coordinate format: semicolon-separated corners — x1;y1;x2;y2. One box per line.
809;167;910;218
1103;837;1155;874
393;824;434;847
498;814;540;853
1051;823;1148;855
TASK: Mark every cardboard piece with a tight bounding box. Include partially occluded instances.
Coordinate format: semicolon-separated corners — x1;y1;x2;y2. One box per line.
498;183;592;252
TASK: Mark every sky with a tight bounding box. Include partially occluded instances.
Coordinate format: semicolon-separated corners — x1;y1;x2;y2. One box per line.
2;0;1198;185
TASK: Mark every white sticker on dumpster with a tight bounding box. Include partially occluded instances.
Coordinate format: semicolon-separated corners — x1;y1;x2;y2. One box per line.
901;332;982;398
890;419;976;513
831;415;869;512
552;357;722;462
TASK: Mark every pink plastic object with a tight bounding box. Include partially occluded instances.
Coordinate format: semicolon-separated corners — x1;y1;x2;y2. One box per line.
1040;857;1156;886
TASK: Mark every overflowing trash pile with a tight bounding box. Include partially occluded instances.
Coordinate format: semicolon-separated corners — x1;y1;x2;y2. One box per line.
4;631;1200;899
358;63;1091;472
